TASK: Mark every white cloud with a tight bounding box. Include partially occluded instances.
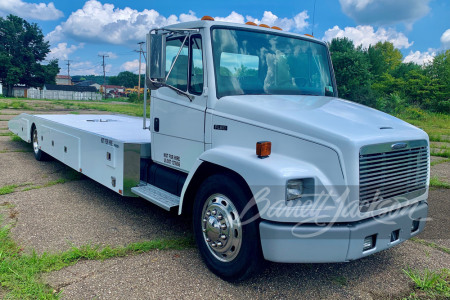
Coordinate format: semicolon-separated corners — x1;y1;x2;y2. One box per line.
46;1;309;45
121;59;140;74
323;25;413;49
403;50;436;65
339;0;430;28
441;29;450;49
246;11;309;32
47;43;84;60
0;0;63;21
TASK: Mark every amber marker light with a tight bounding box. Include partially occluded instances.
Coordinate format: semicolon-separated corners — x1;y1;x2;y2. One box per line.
271;26;282;30
256;141;272;158
304;34;314;37
201;16;215;21
259;24;270;28
245;21;257;26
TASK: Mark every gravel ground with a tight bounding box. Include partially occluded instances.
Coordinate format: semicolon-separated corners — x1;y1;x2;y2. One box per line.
1;106;449;299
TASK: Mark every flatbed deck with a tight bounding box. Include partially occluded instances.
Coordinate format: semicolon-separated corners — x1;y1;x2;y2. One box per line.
9;113;151;196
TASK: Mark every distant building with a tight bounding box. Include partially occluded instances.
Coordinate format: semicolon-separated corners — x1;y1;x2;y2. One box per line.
75;80;101;91
55;75;72;85
44;84;97;93
101;85;125;94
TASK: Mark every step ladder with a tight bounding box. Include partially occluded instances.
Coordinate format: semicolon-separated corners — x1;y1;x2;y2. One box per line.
131;183;180;211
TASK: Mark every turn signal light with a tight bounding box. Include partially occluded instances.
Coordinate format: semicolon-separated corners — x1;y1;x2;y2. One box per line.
271;26;282;30
201;16;215;21
256;141;271;158
245;21;257;26
259;24;270;28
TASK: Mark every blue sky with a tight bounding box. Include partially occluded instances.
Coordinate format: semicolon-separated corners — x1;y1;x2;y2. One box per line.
0;0;449;76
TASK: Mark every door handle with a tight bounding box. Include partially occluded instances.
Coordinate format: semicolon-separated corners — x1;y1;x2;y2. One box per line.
154;118;159;132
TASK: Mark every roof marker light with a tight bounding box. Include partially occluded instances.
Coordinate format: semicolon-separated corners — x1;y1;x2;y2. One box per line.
304;34;314;37
245;21;257;26
271;26;282;30
201;16;215;21
259;24;270;28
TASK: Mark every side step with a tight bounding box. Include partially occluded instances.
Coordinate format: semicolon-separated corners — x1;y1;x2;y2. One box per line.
131;184;180;211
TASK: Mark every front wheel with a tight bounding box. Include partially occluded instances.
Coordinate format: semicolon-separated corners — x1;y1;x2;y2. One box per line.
193;174;262;281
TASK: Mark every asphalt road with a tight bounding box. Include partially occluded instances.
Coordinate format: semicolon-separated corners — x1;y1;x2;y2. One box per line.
0;108;449;299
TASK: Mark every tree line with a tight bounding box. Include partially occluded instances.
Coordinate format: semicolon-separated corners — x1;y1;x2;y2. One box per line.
329;38;449;114
1;14;448;114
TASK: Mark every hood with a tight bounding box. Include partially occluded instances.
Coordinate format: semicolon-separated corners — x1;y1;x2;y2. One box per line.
214;95;428;147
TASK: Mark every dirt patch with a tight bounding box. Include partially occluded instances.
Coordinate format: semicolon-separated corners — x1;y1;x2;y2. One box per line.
431;162;450;183
2;179;191;254
431;156;447;164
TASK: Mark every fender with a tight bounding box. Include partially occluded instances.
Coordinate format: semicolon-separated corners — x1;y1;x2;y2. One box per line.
179;146;334;221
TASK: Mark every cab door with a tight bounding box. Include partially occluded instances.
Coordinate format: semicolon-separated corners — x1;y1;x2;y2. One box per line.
150;34;206;172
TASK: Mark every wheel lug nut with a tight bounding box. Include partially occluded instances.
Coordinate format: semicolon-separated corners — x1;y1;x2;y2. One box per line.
211;243;217;247
212;209;217;215
206;238;211;242
221;224;227;230
220;234;227;240
217;242;223;247
203;218;207;222
202;228;206;233
217;214;223;220
206;211;211;216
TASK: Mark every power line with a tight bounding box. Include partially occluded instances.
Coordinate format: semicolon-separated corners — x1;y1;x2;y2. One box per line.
98;54;109;99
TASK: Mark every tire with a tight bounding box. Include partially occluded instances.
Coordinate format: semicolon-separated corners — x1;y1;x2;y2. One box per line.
31;126;48;161
193;173;262;281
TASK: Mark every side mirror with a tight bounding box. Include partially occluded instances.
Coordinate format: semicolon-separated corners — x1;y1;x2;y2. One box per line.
146;32;166;89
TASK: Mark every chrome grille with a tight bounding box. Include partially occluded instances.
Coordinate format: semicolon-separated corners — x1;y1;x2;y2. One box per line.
359;140;429;210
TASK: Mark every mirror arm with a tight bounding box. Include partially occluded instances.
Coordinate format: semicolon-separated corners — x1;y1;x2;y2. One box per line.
165;34;189;81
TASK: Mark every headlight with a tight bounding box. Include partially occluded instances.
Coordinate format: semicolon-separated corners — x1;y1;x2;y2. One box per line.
286;179;304;201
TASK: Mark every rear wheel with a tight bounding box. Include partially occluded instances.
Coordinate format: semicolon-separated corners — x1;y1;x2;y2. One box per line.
31;126;48;161
193;174;262;281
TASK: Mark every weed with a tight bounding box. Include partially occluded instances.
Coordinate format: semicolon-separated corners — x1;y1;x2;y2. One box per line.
0;185;17;195
430;150;450;158
332;275;348;286
403;268;449;298
0;132;13;136
430;176;450;189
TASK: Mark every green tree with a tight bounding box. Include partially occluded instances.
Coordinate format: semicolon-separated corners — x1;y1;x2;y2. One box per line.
329;38;375;106
108;71;139;88
0;15;59;96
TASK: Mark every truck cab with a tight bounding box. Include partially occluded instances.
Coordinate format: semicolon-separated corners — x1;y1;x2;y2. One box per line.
9;18;430;281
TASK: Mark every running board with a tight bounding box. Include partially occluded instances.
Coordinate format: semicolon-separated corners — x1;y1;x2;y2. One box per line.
131;184;180;211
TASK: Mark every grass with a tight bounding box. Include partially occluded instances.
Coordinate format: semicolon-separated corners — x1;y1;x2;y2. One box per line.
0;149;32;154
0;100;31;110
430;158;450;166
0;220;194;299
430;150;450;159
430;176;450;189
0;132;13;136
0;185;18;195
395;110;450;143
410;237;450;255
10;135;23;142
403;268;450;299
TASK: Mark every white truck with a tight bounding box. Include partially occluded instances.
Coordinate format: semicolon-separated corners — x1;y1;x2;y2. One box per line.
9;18;429;281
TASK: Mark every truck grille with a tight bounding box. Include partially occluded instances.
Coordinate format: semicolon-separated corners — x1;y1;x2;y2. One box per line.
359;140;428;210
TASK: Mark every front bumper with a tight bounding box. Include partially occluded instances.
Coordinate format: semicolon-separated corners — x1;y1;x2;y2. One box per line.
260;202;428;263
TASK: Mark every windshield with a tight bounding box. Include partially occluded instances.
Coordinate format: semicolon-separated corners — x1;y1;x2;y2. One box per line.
212;28;335;98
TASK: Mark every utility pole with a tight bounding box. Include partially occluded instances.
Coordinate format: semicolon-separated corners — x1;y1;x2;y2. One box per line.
99;54;109;99
65;60;72;84
136;42;145;100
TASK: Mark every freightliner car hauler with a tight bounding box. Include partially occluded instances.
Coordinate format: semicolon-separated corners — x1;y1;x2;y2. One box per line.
9;17;430;281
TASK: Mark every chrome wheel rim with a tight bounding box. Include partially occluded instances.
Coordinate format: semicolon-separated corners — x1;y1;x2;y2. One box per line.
32;129;39;154
201;193;242;262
